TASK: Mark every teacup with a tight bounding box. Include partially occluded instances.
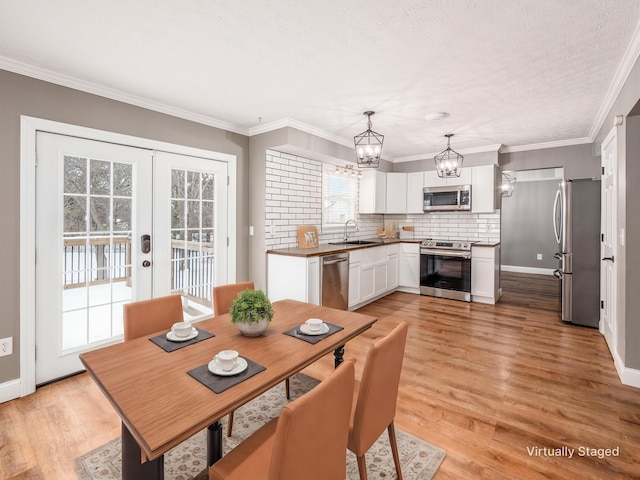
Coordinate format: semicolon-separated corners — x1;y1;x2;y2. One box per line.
305;318;323;332
172;321;192;338
215;349;239;372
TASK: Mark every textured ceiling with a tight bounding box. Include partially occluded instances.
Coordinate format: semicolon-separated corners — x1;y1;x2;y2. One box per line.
1;0;640;161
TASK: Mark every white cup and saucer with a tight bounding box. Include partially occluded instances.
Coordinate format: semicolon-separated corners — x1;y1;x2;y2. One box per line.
299;318;329;335
208;349;248;376
166;321;197;342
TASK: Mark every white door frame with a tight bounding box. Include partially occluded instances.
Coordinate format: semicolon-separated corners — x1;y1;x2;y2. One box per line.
20;116;237;396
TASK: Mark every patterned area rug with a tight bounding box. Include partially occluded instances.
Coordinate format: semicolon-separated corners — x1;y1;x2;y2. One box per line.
76;374;445;480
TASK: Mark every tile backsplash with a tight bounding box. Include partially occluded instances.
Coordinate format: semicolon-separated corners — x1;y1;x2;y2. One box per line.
265;150;500;250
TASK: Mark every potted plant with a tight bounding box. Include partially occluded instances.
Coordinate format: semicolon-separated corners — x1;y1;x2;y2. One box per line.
229;289;274;337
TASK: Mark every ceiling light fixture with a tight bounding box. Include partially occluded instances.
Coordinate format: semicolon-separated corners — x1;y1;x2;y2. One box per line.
353;111;383;168
434;134;464;178
501;172;516;197
424;112;449;122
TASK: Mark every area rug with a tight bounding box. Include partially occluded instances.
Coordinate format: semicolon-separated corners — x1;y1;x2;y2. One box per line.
76;374;445;480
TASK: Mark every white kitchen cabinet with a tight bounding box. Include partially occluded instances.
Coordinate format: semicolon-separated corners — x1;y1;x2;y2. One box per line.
348;250;361;308
386;244;399;290
406;171;424;213
424;167;472;188
471;244;501;304
385;172;407;213
359;170;386;214
355;245;390;305
267;254;320;304
398;243;420;293
472;164;501;213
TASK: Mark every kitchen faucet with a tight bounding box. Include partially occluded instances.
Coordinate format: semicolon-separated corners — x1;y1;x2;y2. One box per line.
344;219;359;242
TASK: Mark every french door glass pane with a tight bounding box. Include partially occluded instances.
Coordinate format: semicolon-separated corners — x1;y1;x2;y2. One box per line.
61;155;133;352
170;168;215;318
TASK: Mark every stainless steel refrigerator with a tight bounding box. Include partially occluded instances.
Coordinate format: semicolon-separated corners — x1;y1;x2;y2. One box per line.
553;178;601;327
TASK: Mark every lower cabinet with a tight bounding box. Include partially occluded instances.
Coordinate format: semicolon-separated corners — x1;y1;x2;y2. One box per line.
267;254;320;305
398;243;420;293
471;244;501;304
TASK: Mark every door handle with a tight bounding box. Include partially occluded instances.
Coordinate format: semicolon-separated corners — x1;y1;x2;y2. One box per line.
602;256;615;262
142;260;151;268
141;234;151;254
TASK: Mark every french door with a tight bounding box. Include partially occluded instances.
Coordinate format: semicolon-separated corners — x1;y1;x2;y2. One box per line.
35;133;228;384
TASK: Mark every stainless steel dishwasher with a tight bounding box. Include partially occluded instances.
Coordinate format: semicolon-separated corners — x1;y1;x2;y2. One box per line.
320;252;349;310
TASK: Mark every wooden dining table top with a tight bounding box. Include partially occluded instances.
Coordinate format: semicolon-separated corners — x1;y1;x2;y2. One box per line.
79;299;377;461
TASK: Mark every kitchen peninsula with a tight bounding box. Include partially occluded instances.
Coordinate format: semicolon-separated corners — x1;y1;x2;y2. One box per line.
267;238;500;309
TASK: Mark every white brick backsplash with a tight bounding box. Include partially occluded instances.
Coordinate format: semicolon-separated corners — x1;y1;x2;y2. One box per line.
265;150;501;249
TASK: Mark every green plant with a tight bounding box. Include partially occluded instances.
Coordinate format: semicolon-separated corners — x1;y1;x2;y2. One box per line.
229;289;274;324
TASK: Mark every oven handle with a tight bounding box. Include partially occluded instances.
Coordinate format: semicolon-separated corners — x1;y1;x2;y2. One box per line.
420;249;471;259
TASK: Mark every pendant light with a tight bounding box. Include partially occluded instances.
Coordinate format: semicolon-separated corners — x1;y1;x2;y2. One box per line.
353;111;383;168
434;134;464;178
501;172;516;197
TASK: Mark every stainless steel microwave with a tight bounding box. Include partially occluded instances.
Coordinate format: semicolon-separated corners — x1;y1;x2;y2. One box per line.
423;185;471;212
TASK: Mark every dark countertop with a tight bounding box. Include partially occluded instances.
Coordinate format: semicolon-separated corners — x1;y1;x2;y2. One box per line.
472;241;501;247
266;238;423;258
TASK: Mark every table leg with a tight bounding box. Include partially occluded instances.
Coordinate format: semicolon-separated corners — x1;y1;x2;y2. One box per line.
121;422;164;480
334;345;345;368
207;420;224;466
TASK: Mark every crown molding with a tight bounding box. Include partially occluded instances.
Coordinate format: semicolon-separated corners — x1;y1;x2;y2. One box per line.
588;18;640;141
0;56;248;135
501;137;592;153
248;117;354;149
392;144;504;163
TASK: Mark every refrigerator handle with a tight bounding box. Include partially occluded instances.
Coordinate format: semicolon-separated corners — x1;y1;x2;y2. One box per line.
553;189;561;244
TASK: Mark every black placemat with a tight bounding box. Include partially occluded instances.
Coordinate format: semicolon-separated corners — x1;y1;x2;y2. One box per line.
187;356;266;394
149;327;215;352
282;322;344;344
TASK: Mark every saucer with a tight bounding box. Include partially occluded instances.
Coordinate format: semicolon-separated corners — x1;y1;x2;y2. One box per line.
299;322;329;336
166;327;198;342
208;357;248;376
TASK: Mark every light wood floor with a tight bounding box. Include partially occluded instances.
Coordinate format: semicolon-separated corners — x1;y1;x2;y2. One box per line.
3;272;640;479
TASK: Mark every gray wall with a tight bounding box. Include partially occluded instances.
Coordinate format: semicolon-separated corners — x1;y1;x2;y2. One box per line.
392;150;499;173
501;179;560;270
0;69;250;384
500;143;598;179
593;53;640;371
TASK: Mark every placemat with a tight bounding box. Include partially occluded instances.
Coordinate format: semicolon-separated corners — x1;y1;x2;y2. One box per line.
282;322;344;344
188;356;266;394
149;327;215;352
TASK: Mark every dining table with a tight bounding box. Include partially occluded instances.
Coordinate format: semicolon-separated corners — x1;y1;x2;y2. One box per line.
79;299;377;480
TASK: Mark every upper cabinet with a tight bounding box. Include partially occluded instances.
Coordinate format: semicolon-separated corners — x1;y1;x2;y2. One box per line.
359;170;386;214
385;172;407;214
358;165;501;215
406;171;424;214
471;165;501;213
424;167;472;187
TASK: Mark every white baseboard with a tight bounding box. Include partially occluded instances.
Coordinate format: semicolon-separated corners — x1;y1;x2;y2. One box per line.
501;265;555;276
620;365;640;388
0;379;21;404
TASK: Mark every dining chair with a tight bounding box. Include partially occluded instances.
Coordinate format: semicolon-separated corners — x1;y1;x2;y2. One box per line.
348;321;409;480
209;359;355;480
212;281;290;437
123;294;184;341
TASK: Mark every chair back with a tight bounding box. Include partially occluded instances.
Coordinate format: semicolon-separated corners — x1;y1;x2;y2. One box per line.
269;360;355;480
349;321;409;456
212;281;254;316
123;295;183;341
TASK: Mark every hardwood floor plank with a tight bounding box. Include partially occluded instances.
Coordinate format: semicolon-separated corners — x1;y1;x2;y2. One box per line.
2;273;639;479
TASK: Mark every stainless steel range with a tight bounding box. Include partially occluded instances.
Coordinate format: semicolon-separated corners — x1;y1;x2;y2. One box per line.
420;239;472;302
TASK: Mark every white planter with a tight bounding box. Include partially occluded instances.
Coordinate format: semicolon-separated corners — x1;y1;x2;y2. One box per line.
236;318;269;337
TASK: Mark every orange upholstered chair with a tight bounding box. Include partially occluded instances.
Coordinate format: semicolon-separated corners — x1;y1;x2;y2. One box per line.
123;294;184;341
209;360;355;480
212;281;255;317
349;321;409;480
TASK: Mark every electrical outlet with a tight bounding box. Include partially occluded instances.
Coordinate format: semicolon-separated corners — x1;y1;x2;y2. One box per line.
537;254;543;260
0;337;12;357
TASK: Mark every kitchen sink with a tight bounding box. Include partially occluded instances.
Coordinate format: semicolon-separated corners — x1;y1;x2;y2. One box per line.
328;240;381;245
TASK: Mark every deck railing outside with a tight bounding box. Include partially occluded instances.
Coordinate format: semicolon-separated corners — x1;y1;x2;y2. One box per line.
63;236;214;306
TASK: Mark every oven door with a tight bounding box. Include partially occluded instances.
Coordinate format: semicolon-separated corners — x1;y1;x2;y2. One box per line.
420;249;471;302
